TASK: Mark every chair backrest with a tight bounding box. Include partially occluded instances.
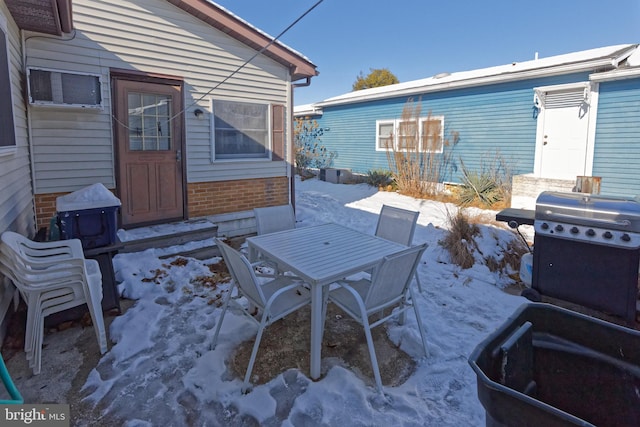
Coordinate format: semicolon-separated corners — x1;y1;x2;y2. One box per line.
375;205;419;246
365;243;427;311
2;231;82;263
0;232;87;292
254;205;296;235
215;238;266;307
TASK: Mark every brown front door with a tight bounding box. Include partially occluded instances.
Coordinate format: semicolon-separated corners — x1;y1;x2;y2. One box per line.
113;76;185;227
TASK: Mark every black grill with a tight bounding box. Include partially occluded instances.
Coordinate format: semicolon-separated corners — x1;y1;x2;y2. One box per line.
532;191;640;324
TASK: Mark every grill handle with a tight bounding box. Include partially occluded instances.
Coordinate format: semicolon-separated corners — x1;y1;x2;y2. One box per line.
540;211;632;228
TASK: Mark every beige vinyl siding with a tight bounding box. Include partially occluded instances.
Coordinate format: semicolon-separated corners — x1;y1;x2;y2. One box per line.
0;2;35;236
1;2;36;339
26;0;292;194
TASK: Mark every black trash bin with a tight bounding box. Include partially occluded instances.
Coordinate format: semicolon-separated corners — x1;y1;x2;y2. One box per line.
468;303;640;427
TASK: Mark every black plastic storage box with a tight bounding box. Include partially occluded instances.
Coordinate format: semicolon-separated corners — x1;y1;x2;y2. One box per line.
469;303;640;427
56;183;121;250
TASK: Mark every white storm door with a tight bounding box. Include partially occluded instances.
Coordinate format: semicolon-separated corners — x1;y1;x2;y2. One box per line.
537;89;590;180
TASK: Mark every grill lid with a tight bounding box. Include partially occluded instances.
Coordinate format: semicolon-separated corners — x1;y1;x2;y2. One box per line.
535;191;640;232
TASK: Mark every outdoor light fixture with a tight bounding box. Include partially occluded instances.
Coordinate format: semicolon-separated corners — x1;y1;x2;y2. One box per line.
194;108;205;119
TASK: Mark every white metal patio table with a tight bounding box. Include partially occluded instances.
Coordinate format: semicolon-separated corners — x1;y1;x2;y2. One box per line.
246;223;407;380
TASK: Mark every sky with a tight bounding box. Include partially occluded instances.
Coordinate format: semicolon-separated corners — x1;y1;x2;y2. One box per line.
212;0;640;106
11;176;531;425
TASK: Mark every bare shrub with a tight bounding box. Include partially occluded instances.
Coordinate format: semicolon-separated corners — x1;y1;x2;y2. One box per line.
385;98;458;198
294;118;337;176
439;208;479;269
483;233;528;283
501;239;528;272
441;207;529;284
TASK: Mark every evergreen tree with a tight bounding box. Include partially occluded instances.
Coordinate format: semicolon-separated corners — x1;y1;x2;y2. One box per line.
352;68;399;91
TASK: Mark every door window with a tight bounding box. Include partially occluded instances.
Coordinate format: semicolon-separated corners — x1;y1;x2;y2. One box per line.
128;92;172;151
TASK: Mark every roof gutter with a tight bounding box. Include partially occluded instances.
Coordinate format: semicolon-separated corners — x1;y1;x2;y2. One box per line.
315;54;636;109
590;67;640;82
609;44;637;68
292;77;312;88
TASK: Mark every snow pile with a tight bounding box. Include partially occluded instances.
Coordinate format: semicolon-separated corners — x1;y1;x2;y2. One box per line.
80;177;526;425
56;183;121;212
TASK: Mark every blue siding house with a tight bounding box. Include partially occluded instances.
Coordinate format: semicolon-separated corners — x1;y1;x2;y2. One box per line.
295;44;640;208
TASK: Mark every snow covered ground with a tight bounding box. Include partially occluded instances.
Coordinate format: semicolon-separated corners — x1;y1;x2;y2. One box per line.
82;177;528;426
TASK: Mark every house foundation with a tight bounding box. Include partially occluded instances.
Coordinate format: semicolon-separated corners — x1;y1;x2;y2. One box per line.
187;177;289;217
33;177;289;235
510;174;575;210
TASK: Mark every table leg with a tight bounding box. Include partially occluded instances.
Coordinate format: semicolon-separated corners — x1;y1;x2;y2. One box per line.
310;283;323;380
247;244;257;263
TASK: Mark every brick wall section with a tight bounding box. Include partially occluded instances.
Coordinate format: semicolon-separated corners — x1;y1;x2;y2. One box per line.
188;177;289;217
34;177;289;230
34;188;119;232
34;192;69;231
187;177;289;218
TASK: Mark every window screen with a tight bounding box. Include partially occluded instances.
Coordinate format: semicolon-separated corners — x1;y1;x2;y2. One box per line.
213;100;269;159
0;25;16;147
28;68;101;106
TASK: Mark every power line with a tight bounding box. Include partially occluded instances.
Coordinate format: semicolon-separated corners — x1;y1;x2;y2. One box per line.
113;0;324;133
189;0;323;110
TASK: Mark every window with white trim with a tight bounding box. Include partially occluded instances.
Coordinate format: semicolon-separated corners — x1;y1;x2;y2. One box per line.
397;119;418;151
0;19;16;149
27;67;102;108
212;99;270;160
376;116;444;152
420;117;444;153
376;120;394;150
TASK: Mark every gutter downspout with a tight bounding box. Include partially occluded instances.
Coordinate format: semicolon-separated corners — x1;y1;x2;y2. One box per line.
289;76;313;210
22;30;38;234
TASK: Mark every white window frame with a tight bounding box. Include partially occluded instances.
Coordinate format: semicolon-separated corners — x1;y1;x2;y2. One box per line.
375;119;395;151
0;13;17;156
26;66;103;109
0;15;18;157
397;119;419;151
419;116;445;154
375;115;444;153
210;98;272;162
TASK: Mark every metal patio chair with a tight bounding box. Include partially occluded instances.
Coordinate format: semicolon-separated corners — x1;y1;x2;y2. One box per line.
253;205;296;274
211;238;311;392
325;243;429;393
375;204;424;292
254;204;296;235
0;231;107;375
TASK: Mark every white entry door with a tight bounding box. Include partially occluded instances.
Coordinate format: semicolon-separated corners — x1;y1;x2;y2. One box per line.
537;89;590;180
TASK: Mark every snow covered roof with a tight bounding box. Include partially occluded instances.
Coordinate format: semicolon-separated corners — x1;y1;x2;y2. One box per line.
293;103;323;116
312;44;639;109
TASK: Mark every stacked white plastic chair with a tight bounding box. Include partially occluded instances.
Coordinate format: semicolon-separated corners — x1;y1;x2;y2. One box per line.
212;238;310;392
325;243;429;393
0;231;107;374
375;204;423;292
